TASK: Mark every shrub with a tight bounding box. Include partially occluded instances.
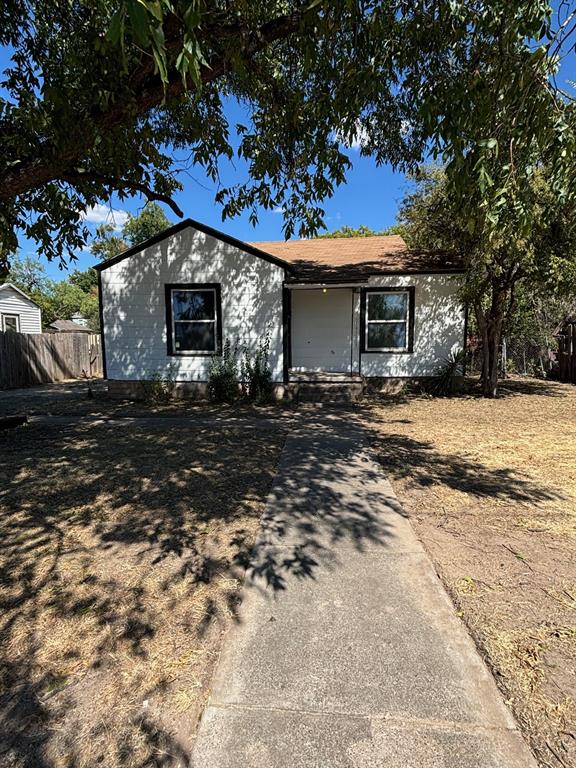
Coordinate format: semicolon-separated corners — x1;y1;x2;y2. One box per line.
429;350;464;397
208;340;239;402
141;365;177;404
241;332;275;403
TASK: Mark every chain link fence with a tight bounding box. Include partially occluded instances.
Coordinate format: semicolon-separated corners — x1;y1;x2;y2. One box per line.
466;335;556;379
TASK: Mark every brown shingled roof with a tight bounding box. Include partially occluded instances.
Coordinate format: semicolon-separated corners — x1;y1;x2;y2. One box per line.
48;319;91;333
249;235;463;281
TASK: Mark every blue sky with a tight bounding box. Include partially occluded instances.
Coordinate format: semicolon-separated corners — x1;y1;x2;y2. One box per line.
43;126;408;281
3;4;576;281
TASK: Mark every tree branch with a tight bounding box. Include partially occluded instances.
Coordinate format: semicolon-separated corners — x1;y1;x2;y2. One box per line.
61;171;184;218
0;11;305;203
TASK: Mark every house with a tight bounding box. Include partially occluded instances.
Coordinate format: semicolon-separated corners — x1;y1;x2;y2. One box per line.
70;312;89;328
96;219;466;399
0;283;42;334
47;319;92;333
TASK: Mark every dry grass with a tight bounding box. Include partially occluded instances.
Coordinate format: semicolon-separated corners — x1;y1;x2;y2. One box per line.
0;419;285;767
369;377;576;768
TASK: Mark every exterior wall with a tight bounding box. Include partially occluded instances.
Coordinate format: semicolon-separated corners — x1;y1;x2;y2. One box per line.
0;287;42;333
100;226;285;383
359;274;465;378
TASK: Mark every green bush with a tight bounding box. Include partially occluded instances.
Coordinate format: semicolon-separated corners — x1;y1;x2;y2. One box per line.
429;350;464;397
208;340;240;402
241;332;274;403
141;365;177;404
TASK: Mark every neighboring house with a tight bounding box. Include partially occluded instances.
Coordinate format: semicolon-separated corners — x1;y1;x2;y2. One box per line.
0;283;42;334
47;319;92;333
70;312;89;328
96;219;466;398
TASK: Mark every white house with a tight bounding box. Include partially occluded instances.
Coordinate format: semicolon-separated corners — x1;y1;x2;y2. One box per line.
0;283;42;334
96;219;466;398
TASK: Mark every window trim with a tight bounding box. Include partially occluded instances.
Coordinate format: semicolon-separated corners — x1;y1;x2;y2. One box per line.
165;283;223;357
360;287;415;354
1;313;21;333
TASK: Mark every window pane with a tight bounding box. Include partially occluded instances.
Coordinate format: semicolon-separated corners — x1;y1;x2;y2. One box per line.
172;290;215;321
368;292;407;321
3;316;18;332
174;322;215;352
367;322;407;349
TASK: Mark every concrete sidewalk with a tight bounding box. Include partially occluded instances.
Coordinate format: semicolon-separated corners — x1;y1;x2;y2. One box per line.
191;416;536;767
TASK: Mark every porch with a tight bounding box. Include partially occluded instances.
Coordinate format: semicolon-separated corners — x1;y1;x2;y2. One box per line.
286;370;365;403
286;285;362;375
284;285;363;401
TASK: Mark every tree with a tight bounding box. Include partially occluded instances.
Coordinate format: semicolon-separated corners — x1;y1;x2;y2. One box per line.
4;254;101;330
398;166;576;396
122;203;172;247
505;284;575;376
49;282;100;330
89;225;128;263
319;224;408;238
2;256;50;293
1;2;575;272
90;202;172;262
69;268;98;294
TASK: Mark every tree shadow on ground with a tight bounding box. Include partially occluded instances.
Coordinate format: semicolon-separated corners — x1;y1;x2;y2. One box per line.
369;376;571;408
373;431;563;503
0;418;283;768
239;405;562;594
0;403;564;767
493;376;571;399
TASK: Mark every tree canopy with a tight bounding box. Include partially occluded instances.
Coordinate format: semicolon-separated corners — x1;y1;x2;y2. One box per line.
318;224;406;238
1;1;575;272
90;202;172;261
1;203;172;329
396;166;576;395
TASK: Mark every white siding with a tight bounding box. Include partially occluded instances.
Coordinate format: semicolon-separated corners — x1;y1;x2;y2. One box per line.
0;286;42;333
101;225;286;382
360;274;465;377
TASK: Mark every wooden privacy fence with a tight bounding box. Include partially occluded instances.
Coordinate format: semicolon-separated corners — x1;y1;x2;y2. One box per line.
0;331;102;389
557;320;576;384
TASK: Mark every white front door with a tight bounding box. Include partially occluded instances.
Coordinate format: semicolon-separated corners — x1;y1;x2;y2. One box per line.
291;288;353;373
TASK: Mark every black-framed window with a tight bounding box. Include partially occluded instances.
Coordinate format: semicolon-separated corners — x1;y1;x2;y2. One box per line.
362;288;414;353
1;313;20;332
165;283;222;356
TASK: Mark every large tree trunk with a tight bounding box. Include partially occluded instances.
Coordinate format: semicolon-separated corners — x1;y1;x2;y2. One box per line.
475;284;508;398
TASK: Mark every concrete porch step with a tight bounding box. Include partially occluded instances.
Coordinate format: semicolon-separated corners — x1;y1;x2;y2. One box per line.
295;382;364;403
289;371;362;383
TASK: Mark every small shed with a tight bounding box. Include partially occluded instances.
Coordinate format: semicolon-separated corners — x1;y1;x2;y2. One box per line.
0;283;42;333
48;319;92;333
556;315;576;384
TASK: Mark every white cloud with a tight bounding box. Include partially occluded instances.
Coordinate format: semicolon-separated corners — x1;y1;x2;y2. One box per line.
272;206;285;214
347;125;369;151
81;203;129;231
333;122;369;151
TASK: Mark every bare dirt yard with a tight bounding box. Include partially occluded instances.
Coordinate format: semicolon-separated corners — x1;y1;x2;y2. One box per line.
0;380;295;421
0;414;285;767
369;377;576;768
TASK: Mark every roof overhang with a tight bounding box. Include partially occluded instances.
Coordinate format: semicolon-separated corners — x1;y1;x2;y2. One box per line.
0;282;41;308
286;281;368;289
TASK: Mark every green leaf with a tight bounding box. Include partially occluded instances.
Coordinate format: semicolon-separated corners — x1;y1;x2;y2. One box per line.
138;0;163;22
127;0;151;45
106;8;125;46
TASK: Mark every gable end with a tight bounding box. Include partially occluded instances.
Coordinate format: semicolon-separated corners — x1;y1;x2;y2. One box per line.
94;218;293;273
